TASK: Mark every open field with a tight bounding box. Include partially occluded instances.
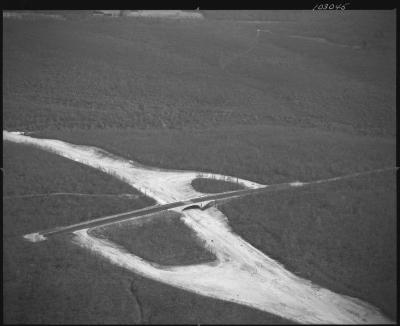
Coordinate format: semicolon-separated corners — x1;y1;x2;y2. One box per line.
90;211;217;266
3;10;396;324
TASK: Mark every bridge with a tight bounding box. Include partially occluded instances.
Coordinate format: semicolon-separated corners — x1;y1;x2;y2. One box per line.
23;166;397;242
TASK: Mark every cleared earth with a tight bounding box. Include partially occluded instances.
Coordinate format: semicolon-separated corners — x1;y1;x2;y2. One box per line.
4;131;393;324
3;11;395;324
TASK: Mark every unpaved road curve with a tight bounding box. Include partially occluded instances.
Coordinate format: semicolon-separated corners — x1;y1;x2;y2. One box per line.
4;131;393;324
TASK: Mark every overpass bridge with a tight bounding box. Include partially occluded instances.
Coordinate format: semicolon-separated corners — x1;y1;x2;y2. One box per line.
23;166;397;242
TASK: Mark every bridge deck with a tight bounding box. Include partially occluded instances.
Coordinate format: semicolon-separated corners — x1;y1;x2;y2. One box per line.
24;167;397;241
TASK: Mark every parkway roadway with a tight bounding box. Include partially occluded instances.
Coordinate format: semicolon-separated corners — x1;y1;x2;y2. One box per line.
25;166;396;241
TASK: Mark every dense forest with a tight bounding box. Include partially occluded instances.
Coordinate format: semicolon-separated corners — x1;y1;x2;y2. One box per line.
220;170;397;319
3;11;395;136
3;10;396;323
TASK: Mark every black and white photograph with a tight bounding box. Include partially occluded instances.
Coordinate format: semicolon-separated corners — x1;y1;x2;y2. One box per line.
2;5;397;324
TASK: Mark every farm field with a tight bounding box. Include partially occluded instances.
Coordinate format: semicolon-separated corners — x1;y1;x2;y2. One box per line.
3;10;396;324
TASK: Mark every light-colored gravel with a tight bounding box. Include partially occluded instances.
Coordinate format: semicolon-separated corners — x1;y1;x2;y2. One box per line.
4;130;392;324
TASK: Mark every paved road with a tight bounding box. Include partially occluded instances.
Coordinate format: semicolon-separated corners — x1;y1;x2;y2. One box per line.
30;186;268;240
29;166;397;240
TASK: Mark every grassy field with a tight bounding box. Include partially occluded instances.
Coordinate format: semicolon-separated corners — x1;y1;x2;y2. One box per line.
219;170;397;319
3;10;396;323
90;211;217;266
192;178;244;193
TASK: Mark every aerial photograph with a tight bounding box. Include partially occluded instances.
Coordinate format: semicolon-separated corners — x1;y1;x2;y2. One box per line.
2;8;397;324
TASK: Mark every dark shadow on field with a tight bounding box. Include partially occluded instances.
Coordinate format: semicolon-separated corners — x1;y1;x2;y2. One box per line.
182;204;202;211
191;177;245;193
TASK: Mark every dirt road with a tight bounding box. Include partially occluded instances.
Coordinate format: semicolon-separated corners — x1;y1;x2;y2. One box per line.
4;130;393;324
